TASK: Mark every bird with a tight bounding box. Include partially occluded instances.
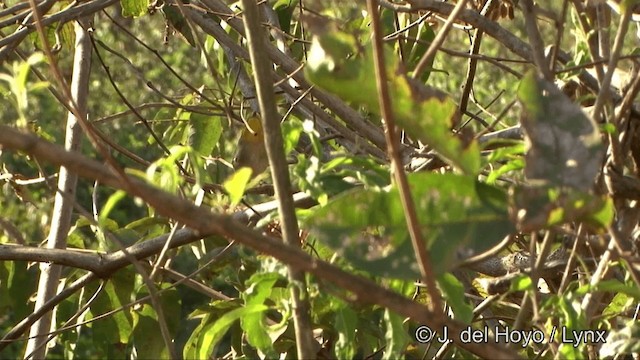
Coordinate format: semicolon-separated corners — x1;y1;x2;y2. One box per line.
233;114;270;179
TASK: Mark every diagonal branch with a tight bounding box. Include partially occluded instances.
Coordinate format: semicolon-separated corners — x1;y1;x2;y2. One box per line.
0;125;521;359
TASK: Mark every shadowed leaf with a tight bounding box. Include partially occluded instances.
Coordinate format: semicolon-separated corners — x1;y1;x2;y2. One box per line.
517;71;604;191
305;173;513;279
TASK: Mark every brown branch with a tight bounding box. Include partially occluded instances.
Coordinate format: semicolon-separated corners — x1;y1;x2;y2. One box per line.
411;0;469;79
592;6;634;123
239;0;315;357
186;7;387;159
384;0;629;114
0;0;56;29
0;229;204;276
198;0;388;151
458;0;498;116
0;126;521;359
520;0;553;80
367;0;442;312
0;0;119;61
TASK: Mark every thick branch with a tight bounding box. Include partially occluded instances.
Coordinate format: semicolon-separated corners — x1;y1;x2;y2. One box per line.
0;126;520;359
25;17;90;359
240;0;315;356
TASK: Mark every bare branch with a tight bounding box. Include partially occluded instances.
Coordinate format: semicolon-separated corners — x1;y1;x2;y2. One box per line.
240;0;315;356
0;125;521;359
25;17;91;359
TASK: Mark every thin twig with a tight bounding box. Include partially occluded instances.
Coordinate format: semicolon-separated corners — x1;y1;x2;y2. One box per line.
200;0;388;151
592;7;633;122
367;0;443;313
548;0;569;73
520;0;552;80
0;125;522;359
411;0;468;79
459;0;496;115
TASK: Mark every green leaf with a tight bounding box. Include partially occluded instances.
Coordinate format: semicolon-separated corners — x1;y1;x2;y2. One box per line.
88;269;134;345
382;309;410;360
305;26;480;175
334;303;358;359
305;173;514;278
224;167;252;206
121;0;148;17
146;146;191;193
183;313;213;359
0;261;36;319
132;305;167;359
404;19;435;81
241;273;280;355
486;158;524;184
509;274;533;291
189;114;222;156
517;70;604;191
558;343;584;360
274;0;295;34
438;273;474;323
197;304;270;359
164;6;196;46
99;190;127;224
282;118;303;155
603;292;634;318
576;279;640;300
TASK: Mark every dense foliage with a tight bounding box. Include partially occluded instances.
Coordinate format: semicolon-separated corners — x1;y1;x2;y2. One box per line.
2;0;640;359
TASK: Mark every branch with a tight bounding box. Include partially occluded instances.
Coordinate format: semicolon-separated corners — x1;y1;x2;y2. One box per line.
0;0;118;61
520;0;553;80
412;0;469;79
0;229;203;276
0;126;521;359
591;5;634;123
388;0;635;115
25;17;90;359
197;0;388;151
240;0;315;356
367;0;442;312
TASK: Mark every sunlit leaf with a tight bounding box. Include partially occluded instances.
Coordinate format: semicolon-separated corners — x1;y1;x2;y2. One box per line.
189;114;222;156
197;304;269;359
121;0;148;17
224;167;252;206
438;273;473;323
382;309;410;360
305;25;479;175
241;273;279;355
509;274;533;291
